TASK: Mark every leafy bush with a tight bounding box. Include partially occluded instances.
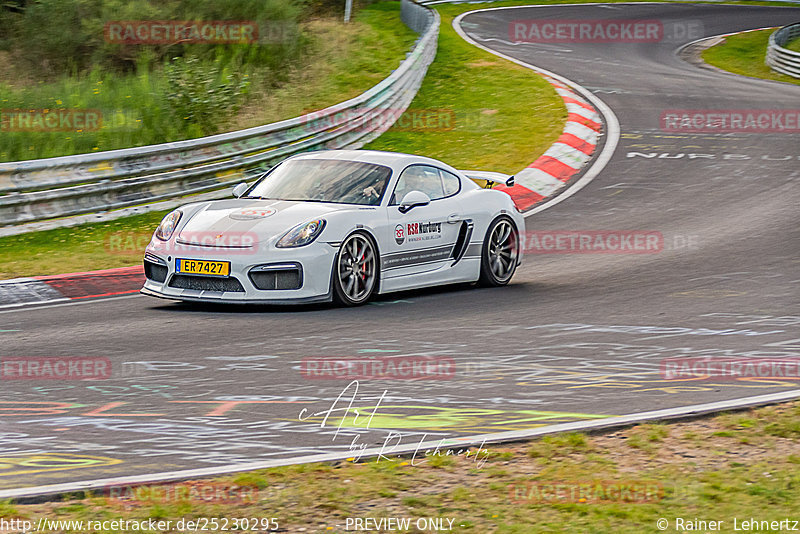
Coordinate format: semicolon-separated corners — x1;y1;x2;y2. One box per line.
163;55;249;135
16;0;100;74
0;0;412;163
0;3;22;50
305;0;380;18
9;0;306;75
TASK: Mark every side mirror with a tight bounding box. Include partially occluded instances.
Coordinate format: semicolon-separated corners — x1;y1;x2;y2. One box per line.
505;175;515;187
232;182;248;198
398;191;431;214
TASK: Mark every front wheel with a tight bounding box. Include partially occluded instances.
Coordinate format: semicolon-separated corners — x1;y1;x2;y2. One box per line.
332;232;379;306
478;216;519;287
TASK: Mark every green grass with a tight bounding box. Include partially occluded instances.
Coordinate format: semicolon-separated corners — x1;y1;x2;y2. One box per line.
626;424;670;453
702;29;800;86
427;0;800;8
528;433;593;460
6;401;800;533
0;2;417;162
365;5;565;174
0;499;18;518
786;38;800;53
231;2;419;130
0;210;169;279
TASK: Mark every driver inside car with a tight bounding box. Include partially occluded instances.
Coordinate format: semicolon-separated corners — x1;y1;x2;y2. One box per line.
392;166;441;204
340;168;388;205
360;170;388;204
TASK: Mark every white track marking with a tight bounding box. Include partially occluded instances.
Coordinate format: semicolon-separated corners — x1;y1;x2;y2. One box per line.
0;293;143;314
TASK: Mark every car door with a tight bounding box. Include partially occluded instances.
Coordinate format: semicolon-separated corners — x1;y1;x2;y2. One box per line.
382;164;464;278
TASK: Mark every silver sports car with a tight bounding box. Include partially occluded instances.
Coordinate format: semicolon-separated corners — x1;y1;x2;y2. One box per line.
141;150;524;306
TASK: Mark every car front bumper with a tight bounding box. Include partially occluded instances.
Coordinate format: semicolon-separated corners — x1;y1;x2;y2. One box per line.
141;239;337;304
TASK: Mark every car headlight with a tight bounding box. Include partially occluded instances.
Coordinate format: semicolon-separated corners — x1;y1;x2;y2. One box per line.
276;219;326;248
154;210;182;241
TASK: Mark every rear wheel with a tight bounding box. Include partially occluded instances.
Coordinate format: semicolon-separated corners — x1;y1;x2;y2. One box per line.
478;216;519;287
332;232;379;306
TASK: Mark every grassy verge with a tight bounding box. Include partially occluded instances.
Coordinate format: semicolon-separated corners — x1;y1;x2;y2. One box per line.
421;0;800;8
364;5;565;173
3;401;799;532
0;211;168;279
0;2;416;162
702;29;800;86
0;3;567;279
230;3;419;131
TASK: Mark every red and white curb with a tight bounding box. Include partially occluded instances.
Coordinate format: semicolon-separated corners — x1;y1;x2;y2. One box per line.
497;80;602;211
453;7;620;215
0;266;144;309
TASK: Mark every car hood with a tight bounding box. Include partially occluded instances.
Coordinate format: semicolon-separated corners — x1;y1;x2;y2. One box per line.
177;199;351;245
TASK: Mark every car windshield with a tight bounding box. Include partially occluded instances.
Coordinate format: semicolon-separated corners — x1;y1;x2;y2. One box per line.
245;158;392;206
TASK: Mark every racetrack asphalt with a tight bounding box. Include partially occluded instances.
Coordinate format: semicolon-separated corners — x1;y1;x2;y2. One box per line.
1;3;799;495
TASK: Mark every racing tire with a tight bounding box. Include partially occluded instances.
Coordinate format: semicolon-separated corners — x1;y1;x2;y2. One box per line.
332;231;379;306
478;216;519;287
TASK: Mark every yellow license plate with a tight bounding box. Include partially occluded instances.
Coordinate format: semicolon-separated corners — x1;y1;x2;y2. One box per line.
176;258;230;277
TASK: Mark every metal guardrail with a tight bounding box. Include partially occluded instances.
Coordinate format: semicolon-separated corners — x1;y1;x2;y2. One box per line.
0;0;439;227
767;22;800;78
